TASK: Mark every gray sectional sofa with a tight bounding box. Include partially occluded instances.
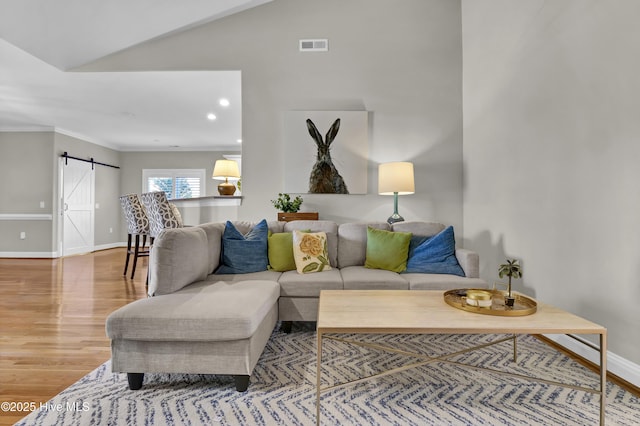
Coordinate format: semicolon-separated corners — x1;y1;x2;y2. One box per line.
106;220;486;392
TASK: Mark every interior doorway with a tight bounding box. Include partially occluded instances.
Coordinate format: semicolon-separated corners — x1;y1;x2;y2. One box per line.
59;158;95;256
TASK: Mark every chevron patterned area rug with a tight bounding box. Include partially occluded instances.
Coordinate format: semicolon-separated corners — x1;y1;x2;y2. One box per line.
16;324;640;426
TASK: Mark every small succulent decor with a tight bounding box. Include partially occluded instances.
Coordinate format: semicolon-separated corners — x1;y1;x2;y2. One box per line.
271;193;303;213
498;258;523;306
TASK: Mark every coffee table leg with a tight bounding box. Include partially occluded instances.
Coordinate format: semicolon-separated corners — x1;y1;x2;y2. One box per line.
600;333;607;425
317;331;323;426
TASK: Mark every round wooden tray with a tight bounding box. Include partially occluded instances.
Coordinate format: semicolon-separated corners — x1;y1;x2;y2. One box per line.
444;288;537;316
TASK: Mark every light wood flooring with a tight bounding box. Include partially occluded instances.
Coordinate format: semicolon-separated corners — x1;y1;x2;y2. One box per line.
0;248;147;426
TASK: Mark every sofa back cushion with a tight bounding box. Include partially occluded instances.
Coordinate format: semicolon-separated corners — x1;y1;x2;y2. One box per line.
231;220;284;235
338;222;390;268
197;222;225;273
284;220;338;267
391;221;445;237
148;226;209;296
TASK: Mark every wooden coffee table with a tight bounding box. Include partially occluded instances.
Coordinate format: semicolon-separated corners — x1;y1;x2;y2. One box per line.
316;290;607;425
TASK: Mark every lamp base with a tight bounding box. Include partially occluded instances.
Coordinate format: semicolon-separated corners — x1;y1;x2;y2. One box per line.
217;182;236;196
386;192;404;224
386;213;404;224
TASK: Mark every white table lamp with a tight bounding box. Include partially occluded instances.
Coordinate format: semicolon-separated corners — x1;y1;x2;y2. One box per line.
378;161;415;224
212;159;240;195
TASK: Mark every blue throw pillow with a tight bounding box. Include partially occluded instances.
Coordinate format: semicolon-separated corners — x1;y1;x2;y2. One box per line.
403;226;465;276
216;219;268;274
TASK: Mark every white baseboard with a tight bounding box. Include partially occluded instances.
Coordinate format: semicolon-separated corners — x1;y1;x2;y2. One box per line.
0;251;57;258
0;213;53;220
545;334;640;388
0;243;126;259
94;242;127;251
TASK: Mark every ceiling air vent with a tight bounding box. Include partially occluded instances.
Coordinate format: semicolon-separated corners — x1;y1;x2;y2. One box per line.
299;39;328;52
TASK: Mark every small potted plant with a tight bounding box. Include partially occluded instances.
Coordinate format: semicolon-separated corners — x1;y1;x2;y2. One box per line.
271;193;319;222
498;258;522;307
271;193;303;213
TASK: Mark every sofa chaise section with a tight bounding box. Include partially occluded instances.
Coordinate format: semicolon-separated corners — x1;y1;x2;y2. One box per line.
106;279;279;392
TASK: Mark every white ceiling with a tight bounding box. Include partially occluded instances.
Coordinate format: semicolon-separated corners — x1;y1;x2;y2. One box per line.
0;0;270;151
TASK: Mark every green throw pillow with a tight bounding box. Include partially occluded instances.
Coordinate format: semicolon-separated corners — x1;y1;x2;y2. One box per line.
364;227;412;272
268;232;296;272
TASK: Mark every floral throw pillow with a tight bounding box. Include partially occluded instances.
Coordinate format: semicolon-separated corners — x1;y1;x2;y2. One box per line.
292;230;332;274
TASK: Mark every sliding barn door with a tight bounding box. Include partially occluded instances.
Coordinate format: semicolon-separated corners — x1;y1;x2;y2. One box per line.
60;158;95;256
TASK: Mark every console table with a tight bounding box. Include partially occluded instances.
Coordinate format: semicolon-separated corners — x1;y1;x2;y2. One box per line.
277;212;319;222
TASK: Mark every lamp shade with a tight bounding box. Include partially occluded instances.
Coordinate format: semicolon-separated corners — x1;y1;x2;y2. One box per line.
212;159;240;180
378;162;415;195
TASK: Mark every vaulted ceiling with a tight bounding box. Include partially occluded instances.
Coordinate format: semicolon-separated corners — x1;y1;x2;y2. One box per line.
0;0;271;150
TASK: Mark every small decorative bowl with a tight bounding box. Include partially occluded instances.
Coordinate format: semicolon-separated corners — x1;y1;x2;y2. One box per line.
464;290;493;308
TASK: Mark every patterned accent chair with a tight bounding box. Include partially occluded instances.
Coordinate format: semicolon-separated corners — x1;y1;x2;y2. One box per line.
119;194;150;279
140;191;183;239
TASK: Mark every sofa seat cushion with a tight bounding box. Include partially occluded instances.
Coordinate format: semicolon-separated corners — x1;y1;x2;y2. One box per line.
208;270;282;283
404;273;487;290
278;269;343;297
340;266;408;290
106;280;280;342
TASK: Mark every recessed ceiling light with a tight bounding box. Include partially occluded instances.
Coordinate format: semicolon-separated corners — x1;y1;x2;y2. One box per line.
219;98;230;107
237;139;242;143
207;113;217;120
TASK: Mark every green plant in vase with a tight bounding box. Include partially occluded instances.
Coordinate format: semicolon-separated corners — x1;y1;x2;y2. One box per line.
271;193;303;213
498;258;522;307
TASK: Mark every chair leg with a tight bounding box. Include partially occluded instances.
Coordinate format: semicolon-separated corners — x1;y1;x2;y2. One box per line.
145;237;154;290
131;234;140;279
123;234;132;276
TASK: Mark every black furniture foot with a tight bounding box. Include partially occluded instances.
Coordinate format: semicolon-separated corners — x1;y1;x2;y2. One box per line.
127;373;144;390
281;321;292;333
234;375;250;392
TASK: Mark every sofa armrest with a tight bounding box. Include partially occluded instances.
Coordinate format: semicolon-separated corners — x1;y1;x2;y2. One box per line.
148;227;209;296
455;248;480;278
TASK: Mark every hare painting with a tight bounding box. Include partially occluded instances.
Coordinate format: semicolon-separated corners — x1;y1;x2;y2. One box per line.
306;118;349;194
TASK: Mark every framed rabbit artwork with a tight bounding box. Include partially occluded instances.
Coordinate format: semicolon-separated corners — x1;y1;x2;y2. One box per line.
283;110;369;194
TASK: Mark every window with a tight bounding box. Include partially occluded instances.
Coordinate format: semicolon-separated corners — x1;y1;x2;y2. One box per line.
142;169;205;200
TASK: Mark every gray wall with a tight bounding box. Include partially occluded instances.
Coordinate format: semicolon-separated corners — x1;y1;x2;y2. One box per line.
80;0;465;232
0;132;54;253
462;0;640;364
